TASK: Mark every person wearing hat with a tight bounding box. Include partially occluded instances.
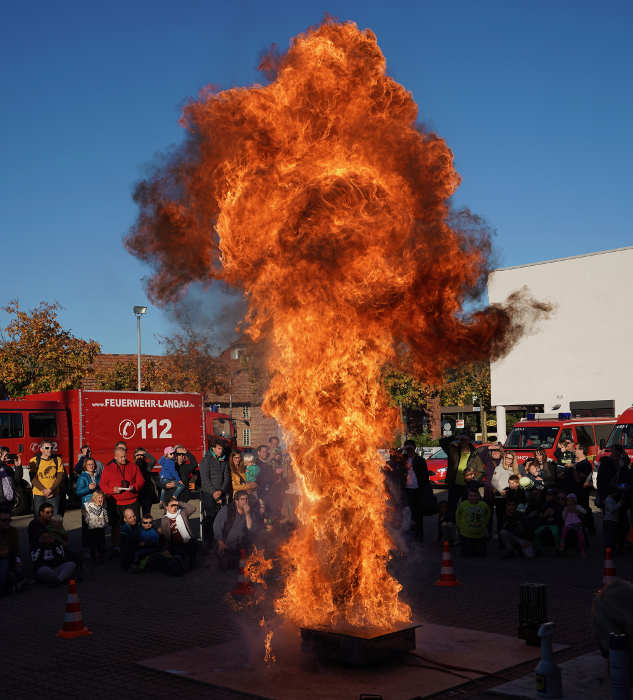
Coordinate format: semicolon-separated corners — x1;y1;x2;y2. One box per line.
158;446;186;504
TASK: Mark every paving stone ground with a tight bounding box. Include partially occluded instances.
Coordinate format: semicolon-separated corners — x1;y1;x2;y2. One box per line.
3;501;631;699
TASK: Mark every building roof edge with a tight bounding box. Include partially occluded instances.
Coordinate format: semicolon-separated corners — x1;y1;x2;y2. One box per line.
491;244;633;274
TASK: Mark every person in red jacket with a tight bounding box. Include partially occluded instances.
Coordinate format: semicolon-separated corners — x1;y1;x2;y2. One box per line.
100;442;144;550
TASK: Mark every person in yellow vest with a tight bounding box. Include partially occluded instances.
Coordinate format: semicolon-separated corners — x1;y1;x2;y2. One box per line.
29;442;65;516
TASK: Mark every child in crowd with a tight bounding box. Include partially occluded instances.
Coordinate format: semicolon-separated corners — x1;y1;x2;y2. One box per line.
82;490;109;563
456;486;490;556
504;474;526;505
525;460;545;490
499;499;535;558
243;453;265;518
533;488;562;551
603;485;624;551
437;500;457;545
134;515;161;569
560;493;587;556
159;447;186;503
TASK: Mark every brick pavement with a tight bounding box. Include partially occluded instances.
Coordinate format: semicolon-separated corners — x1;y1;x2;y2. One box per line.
3;504;631;699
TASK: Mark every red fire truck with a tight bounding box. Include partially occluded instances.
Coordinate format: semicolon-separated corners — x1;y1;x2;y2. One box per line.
503;412;617;466
0;389;237;514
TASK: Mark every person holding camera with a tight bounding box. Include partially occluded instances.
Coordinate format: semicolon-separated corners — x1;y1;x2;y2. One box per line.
100;442;144;550
0;447;20;510
74;445;104;477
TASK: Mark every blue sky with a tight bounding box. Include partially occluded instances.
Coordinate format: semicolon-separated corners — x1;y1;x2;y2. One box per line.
2;1;631;354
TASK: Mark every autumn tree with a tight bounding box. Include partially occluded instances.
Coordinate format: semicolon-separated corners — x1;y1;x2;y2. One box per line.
0;300;101;397
94;327;226;394
440;361;492;439
382;365;437;440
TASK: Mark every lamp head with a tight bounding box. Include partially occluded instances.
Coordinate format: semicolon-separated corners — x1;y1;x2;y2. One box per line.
133;305;148;316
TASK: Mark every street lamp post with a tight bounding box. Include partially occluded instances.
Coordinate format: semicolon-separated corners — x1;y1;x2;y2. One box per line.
133;306;147;391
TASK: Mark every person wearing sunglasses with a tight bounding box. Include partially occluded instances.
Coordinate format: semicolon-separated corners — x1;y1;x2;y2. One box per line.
158;447;186;505
29;442;65;516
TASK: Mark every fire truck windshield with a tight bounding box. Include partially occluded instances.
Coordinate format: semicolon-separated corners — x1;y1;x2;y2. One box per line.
505;426;559;449
606;424;633;449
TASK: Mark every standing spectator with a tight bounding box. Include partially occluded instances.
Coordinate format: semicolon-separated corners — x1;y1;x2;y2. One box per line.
0;506;23;594
159;499;197;569
0;446;19;510
402;440;430;542
134;447;157;518
199;439;231;543
101;442;145;550
74;446;103;477
489;447;514;534
29;442;64;516
76;457;101;546
213;490;258;568
456;486;490;556
534;448;556;487
159;447;186;504
82;491;108;563
28;502;76;585
554;438;575;466
174;445;197;491
229;451;256;498
440;433;484;522
255;444;275;507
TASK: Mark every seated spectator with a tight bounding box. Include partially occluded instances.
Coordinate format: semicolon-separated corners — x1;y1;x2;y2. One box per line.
159;499;197;570
159;447;186;504
533;488;562;551
559;493;587;556
130;515;162;571
82;491;108;563
0;506;24;594
74;446;103;477
499;500;535;558
28;502;77;586
504;474;526;505
213;490;258;569
456;486;490;557
120;507;141;571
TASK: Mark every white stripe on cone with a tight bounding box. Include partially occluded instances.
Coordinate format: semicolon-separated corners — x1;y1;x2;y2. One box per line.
63;612;84;623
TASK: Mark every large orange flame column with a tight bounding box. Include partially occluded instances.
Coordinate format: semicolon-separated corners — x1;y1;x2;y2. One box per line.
128;19;547;631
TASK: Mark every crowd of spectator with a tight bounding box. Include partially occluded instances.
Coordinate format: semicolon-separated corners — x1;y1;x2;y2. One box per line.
386;434;633;561
0;434;292;594
1;430;632;597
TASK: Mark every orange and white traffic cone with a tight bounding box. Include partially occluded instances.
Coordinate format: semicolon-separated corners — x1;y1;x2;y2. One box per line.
231;549;253;597
601;547;617;589
57;579;92;639
434;540;461;587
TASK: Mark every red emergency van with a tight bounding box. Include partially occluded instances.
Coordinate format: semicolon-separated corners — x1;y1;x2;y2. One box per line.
602;406;633;460
504;412;617;466
0;389;237;513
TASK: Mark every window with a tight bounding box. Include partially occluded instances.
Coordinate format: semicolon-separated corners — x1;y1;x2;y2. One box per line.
574;425;594;447
230;346;245;360
29;413;58;438
505;426;559;449
607;424;633;450
212;419;229;438
242;405;250;420
595;423;615;448
242;428;251;447
0;413;24;439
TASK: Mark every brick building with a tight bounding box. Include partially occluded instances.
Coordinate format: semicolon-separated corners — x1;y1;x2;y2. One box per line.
205;339;281;450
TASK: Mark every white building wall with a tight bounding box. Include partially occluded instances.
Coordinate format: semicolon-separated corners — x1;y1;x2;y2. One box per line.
488;246;633;437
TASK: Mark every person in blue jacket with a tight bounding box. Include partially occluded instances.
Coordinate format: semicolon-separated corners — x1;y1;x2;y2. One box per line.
158;447;185;504
75;458;101;546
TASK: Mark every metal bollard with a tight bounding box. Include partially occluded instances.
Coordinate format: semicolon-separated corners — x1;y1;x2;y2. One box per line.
535;622;562;698
519;582;548;646
609;633;631;700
